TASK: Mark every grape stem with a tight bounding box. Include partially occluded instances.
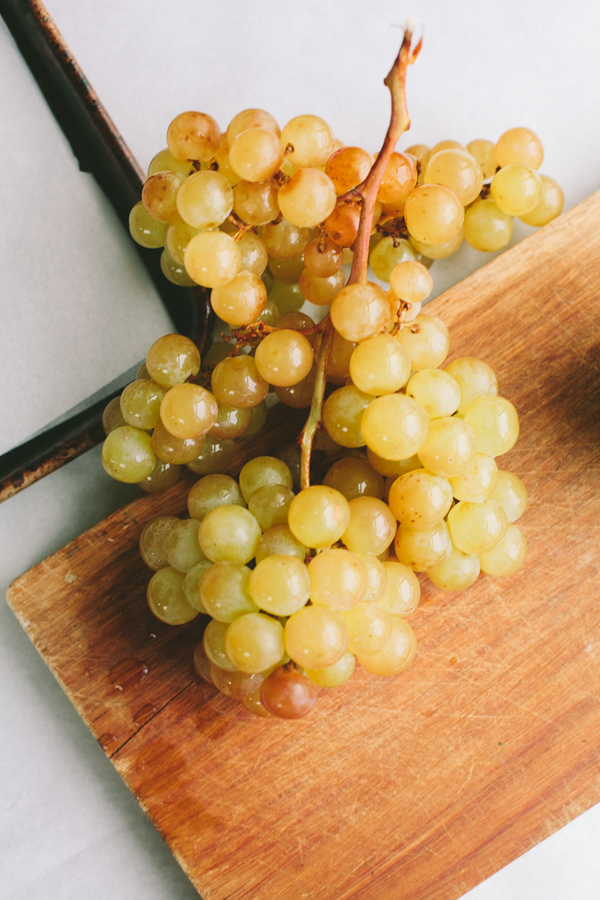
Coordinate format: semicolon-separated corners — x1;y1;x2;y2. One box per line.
298;24;420;490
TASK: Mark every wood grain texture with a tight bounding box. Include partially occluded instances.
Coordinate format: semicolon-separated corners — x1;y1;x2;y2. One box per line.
7;191;600;900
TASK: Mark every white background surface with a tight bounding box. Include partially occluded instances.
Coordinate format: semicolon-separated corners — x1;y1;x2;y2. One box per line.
1;1;600;897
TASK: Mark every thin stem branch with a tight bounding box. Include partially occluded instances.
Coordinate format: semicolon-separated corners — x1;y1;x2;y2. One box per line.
299;320;333;490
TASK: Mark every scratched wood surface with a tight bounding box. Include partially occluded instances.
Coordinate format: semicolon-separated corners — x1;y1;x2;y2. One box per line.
7;190;600;900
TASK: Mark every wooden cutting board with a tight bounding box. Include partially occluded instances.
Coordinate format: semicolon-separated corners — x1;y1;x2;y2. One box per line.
7;190;600;900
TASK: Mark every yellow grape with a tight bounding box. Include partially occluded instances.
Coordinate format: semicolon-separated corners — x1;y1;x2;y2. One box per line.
427;546;481;591
341;497;397;556
262;218;312;260
129;201;167;248
366;449;421;478
176;170;233;229
288;485;350;549
248;484;295;531
142;171;185;223
120;379;165;430
490;470;528;522
148;147;194;178
187;473;246;521
404;183;464;244
519;176;564;226
308;548;367;610
349;333;411;396
254;329;314;387
233;179;280;225
322;384;372;448
389;260;433;304
342;603;391;655
211;355;269;408
449;454;498;503
495;127;543;170
146;333;200;388
396;314;450;370
479;523;527;576
229;128;284;182
204;619;238;671
388;470;453;528
210;402;251;440
409;227;464;260
447;499;508;554
160;384;218;440
330;282;390;343
255;524;308;564
200;562;259;622
139;516;178;571
166;111;221;162
226;109;280;144
424;149;483;205
405;368;460;419
418;416;478;478
165;219;200;264
357;616;417;676
377;560;421;616
325;146;374;194
357;553;388;601
299;268;346;306
464;199;513;252
163;518;206;572
284;605;348;669
466;139;497;179
237;231;268;275
182;560;212;612
277;168;337;228
239;455;293;503
305;652;356;687
361;394;429;460
430;140;465;155
369;236;416;282
463;396;520;456
225;613;285;673
394;520;452;571
444;357;498;415
198;505;262;563
210;140;240;187
280;115;335;167
152;421;206;465
210;271;267;326
185;231;241;288
102;426;155;483
490;165;542;216
323;457;384;501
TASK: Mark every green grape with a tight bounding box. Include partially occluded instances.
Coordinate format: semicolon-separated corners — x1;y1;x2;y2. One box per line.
495;127;543;170
490;165;542;216
136;362;151;380
308;548;368;610
204;618;238;671
444;357;498;415
323;457;384;501
241;687;274;717
165;219;201;266
275;365;316;409
211;271;267;327
341;497;396;556
233;179;280;226
519;175;564;226
163;518;206;573
449;454;498;503
394;520;452;571
187;435;235;475
342;603;391;655
464;199;513;252
129;201;168;248
142;171;185;223
268;281;304;314
263;218;312;260
326;330;357;384
349;334;411;396
225;613;286;673
210;403;251;440
160;383;218;440
404;183;464;244
120;379;166;430
361;394;429;460
284;605;348;669
268;254;304;285
418;417;478;478
239;456;293;503
138;458;181;494
255;524;308;563
257;296;280;326
152;421;206;465
185;231;241;288
388;470;453;528
366;448;421;478
305;652;356;687
406;368;460;419
280;115;334;167
288;485;350;549
447;499;508;554
139;516;178;571
377;560;421;616
187;473;246;520
182;559;212;611
272;442;301;492
102;396;127;435
166;110;221;162
211;355;269;408
160;249;196;286
299;268;346;306
102;426;155;483
242;399;269;436
479;523;527;576
148;147;194;178
357;553;388;602
463;396;519;456
322;385;372;448
199;562;258;621
238;231;269;275
330;283;391;343
278;168;337;228
424;149;483;205
248;484;295;530
396;314;450;370
466;139;497;180
357;616;417;676
427;546;481;591
490;470;528;522
147;567;199;624
249;555;310;615
198;505;261;563
146;334;200;389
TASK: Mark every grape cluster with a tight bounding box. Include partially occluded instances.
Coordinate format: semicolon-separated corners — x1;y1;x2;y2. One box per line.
138;325;527;720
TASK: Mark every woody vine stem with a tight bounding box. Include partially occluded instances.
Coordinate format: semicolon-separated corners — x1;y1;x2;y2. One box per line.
298;25;421;490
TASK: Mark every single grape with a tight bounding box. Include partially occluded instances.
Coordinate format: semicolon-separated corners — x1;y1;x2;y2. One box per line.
142;171;185;223
361;394;429;461
187;435;235;475
342;603;391;655
349;333;411;396
288;485;350;549
447;499;508;555
322;385;372;448
210;271;267;326
326;330;358;384
369;236;416;283
176;170;233;229
229;128;284;182
430;140;465;155
388;470;453;528
120;379;166;430
233;179;280;226
490;165;542;216
444;357;498;416
262;218;312;260
325;146;373;194
237;231;269;275
210;664;264;699
449;454;498;503
280;115;334;167
490;471;528;522
163;518;206;573
209;140;240;188
147;567;199;624
210;403;251;440
139;516;178;571
240;687;273;717
466;139;497;179
404;183;464;244
304;237;344;277
519;175;564;226
495;127;543;170
405;368;460;420
275;366;316;409
249;555;310;615
408;227;464;260
464;199;513;252
239;456;293;503
305;652;356;688
299;268;346;306
138;458;181;494
268;281;304;314
324;203;361;248
148;147;194;178
211;356;269;408
463;396;519;456
418;417;478;478
248;484;295;530
479;523;527;576
146;334;200;389
389;260;433;304
204;619;238;671
394;520;452;571
160;383;218;440
285;605;348;669
424;149;483;205
330;282;391;343
226;109;280;144
268;254;305;285
199;505;262;563
165;219;200;264
199;562;258;622
357;552;388;602
243;399;269;435
396;314;450;370
260;665;318;718
254;330;313;387
357;616;417;676
308;548;367;610
185;231;241;288
341;497;397;556
225;613;285;673
166;110;221;162
255;524;308;564
377;152;417;204
366;448;421;478
278;168;337;228
427;546;481;591
377;560;421;616
160;249;196;286
323;457;384;501
152;421;206;465
102;426;156;483
182;559;212;611
187;473;246;520
102;396;127;435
